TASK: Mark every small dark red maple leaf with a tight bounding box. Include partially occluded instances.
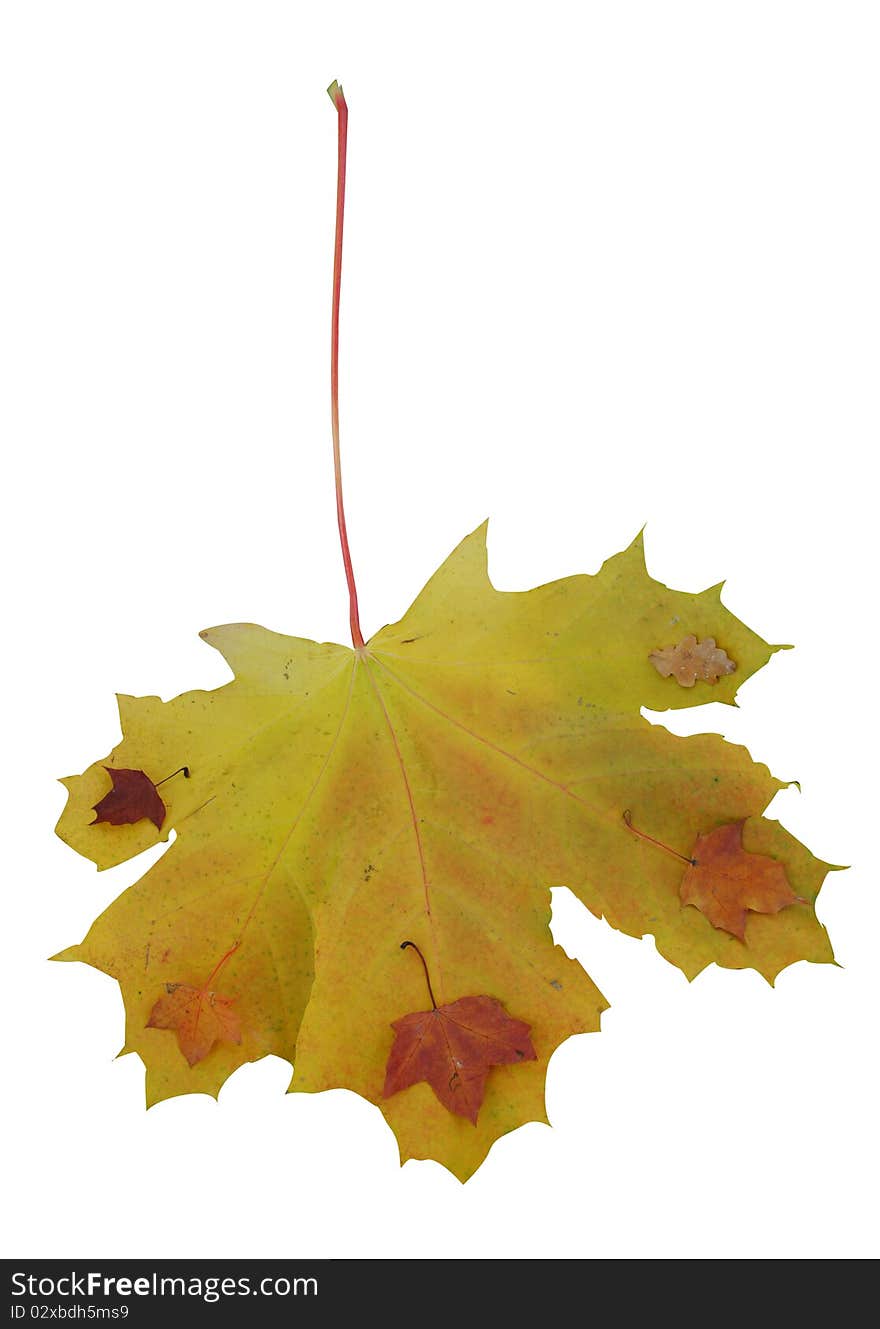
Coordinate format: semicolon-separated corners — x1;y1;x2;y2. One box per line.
91;767;166;831
384;993;537;1124
680;821;800;940
146;982;241;1067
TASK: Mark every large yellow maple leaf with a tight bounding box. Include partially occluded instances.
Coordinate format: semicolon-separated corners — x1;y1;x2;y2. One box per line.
55;523;834;1180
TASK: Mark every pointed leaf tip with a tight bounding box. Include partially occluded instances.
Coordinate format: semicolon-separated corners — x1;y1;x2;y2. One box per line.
49;947;75;963
626;526;647;563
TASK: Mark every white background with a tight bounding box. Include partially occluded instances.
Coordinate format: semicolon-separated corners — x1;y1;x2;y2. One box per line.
2;2;877;1260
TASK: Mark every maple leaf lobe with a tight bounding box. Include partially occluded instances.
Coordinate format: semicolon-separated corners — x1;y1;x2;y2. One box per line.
649;635;736;687
383;994;537;1125
680;821;799;940
146;982;241;1067
91;767;166;831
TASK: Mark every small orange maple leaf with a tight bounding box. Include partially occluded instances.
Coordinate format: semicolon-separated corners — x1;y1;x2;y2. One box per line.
146;982;241;1067
91;767;166;831
680;822;800;940
649;635;736;687
383;994;537;1124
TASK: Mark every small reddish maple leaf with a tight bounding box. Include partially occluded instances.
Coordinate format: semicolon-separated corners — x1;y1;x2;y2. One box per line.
649;634;736;687
146;982;241;1067
680;821;800;940
384;994;537;1124
91;767;166;831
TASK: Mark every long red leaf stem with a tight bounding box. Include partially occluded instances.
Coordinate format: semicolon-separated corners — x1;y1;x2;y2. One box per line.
328;80;365;650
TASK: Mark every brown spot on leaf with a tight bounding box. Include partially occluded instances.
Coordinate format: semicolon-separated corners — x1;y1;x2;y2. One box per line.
649;635;736;687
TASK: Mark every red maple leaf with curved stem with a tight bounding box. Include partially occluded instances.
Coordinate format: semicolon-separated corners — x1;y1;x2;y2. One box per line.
383;942;537;1124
